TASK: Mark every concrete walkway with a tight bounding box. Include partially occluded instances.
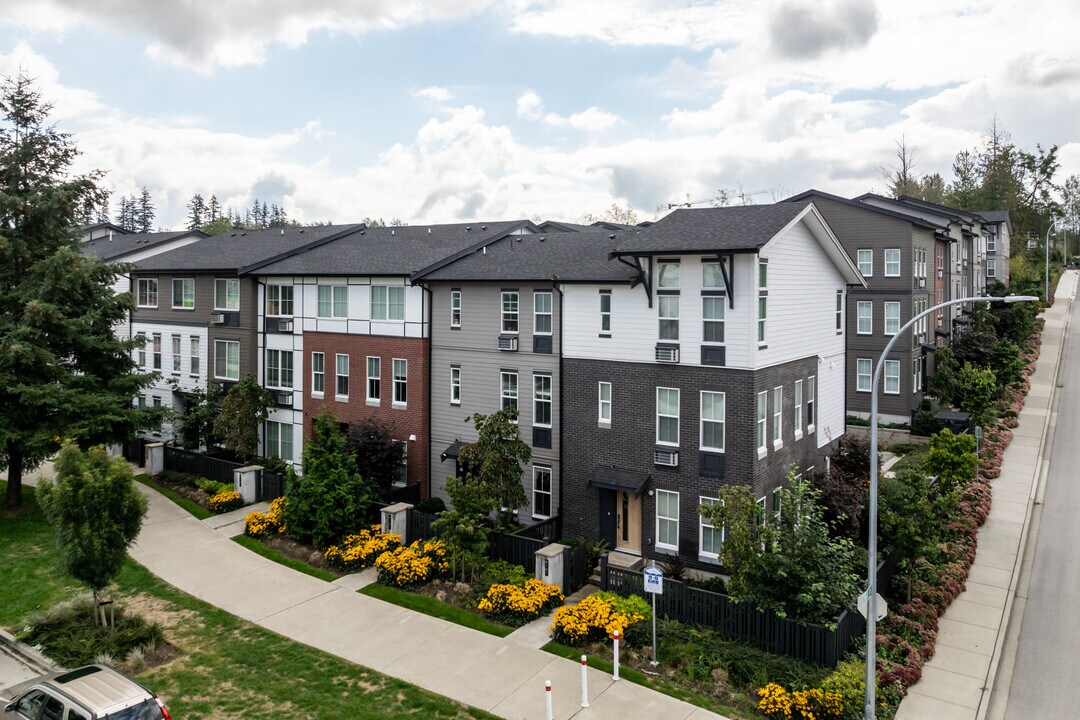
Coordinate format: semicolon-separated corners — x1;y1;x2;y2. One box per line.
895;271;1078;720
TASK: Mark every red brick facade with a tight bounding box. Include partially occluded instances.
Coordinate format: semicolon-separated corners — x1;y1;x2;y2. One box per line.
303;332;429;496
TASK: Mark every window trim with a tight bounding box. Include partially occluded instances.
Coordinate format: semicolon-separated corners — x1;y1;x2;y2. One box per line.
311;351;325;396
857;249;873;277
757;295;767;345
656;386;680;447
366;356;381;404
772;386;783;451
806;375;816;433
189;336;200;377
857;300;873;335
835;290;843;334
655;489;680;552
171;334;181;373
317;284;348;319
756;391;767;456
599;290;612;335
856;358;872;393
702;295;725;344
794;379;803;438
392;358;408;407
699;496;723;561
533;291;553;336
371;285;406;322
335;353;350;400
533;373;552;428
884;359;901;395
265;348;294;390
450;366;461;405
501;291;520;333
266;284;294;317
884;301;900;336
214;339;240;381
171;277;195;310
450;289;462;328
265;420;294;464
532;465;553;520
598;381;612;426
657;260;681;290
214;277;240;311
501;370;519;416
658;294;679;341
699;390;725;452
137;277;159;308
884;248;901;277
152;333;162;370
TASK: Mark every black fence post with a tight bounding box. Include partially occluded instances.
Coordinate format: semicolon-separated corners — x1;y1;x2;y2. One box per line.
599;552;609;592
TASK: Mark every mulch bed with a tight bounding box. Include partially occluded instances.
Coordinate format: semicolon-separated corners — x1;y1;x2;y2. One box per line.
152;474;214;511
259;534;340;574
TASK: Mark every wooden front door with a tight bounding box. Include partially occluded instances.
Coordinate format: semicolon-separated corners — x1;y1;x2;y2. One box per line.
615;491;642;554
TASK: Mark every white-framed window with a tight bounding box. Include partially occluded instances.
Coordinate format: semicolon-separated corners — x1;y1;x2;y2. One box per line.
857;358;872;392
450;289;461;328
450;366;461;405
266;349;293;390
699;496;723;559
214;278;240;311
700;391;725;452
857;249;873;277
502;291;519;333
772;386;783;447
656;489;680;552
172;278;194;309
392;358;407;405
171;335;181;372
807;376;816;431
335;354;349;398
756;496;768;525
371;285;405;321
366;356;380;401
884;248;901;277
857;301;872;334
317;285;348;319
884;301;900;335
987;234;996;252
913;357;923;395
757;296;767;344
657;261;680;289
656;387;680;446
772;488;783;521
703;297;725;343
190;336;200;376
835;291;843;333
884;360;900;395
598;381;612;425
394;440;408;487
794;379;803;435
599;290;612;334
702;261;724;290
756;391;767;452
987;258;996;278
152;333;162;370
758;260;768;289
135;332;146;367
265;420;293;463
266;285;293;316
533;374;552;427
533;465;552;519
534;291;553;335
658;295;679;341
501;371;518;413
137;278;158;308
311;352;324;395
214;340;239;381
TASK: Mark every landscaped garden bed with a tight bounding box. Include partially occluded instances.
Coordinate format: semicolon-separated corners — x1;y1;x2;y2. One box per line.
149;470;242;514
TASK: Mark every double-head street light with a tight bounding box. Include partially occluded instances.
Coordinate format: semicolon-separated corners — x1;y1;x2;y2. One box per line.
863;293;1038;720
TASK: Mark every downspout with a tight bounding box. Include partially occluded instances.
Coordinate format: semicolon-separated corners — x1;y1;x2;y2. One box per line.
255;277;267;460
422;282;434;501
553;279;564;528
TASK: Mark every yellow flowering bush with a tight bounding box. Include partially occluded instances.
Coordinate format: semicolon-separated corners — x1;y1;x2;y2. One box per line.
323;525;401;571
477;579;564;626
245;496;287;537
757;682;845;720
208;490;243;514
549;591;648;644
375;538;449;588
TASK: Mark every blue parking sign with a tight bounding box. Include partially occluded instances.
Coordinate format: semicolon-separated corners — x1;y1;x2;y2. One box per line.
643;567;664;595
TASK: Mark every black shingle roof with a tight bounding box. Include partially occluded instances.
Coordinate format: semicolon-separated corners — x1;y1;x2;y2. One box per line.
787;189;947;231
249;221;529;276
613;203;810;254
82;230;206;261
979;210;1010;223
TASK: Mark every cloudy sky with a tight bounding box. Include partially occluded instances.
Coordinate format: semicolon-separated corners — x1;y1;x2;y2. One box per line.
2;0;1078;229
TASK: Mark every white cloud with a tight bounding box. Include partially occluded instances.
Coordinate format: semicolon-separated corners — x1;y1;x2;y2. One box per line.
518;91;621;133
516;90;543;119
413;86;453;103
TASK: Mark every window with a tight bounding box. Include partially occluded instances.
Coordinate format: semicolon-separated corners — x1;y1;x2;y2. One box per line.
702;261;724;289
137;278;158;307
533;374;552;427
884;360;900;394
152;333;162;370
599;291;612;334
335;354;350;398
658;296;679;341
266;349;293;389
794;379;803;435
857;249;873;277
758;260;768;289
172;278;194;309
311;352;324;395
987;258;997;278
393;358;407;405
884;301;900;335
656;387;680;446
317;285;347;318
657;261;680;289
501;291;519;332
214;278;240;310
450;366;461;404
699;496;723;559
913;357;923;395
501;371;518;413
702;297;725;343
395;440;408;486
265;420;293;462
171;335;181;372
450;289;461;328
656;489;680;551
534;292;552;335
772;488;783;521
136;332;146;367
857;358;872;392
857;301;872;334
267;285;293;316
884;248;901;277
806;376;816;430
757;296;767;343
153;395;161;408
598;382;612;424
988;234;996;252
756;391;767;452
835;291;843;332
137;396;146;410
772;387;783;446
215;340;239;380
371;286;405;321
700;391;725;451
366;356;380;401
190;336;200;375
533;465;552;519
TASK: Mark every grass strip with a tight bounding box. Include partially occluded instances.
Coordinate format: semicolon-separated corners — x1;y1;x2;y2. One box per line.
134;476;212;520
231;535;338;582
359;583;514;638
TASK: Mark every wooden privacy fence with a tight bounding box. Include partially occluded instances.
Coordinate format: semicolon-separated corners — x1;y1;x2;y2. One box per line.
257;471;286;502
563;542;591;594
122;437;149;467
402;508;549;574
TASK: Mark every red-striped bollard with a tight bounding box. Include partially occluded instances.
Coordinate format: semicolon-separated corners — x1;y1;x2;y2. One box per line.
545;680;552;720
581;655;590;708
613;630;621;681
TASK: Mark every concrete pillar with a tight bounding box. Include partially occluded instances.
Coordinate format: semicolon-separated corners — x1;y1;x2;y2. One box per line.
381;503;413;544
234;466;262;505
145;442;164;476
535;543;569;594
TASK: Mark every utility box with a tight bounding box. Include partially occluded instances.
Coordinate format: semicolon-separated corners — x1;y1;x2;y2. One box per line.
234;465;262;505
145;442;165;476
934;411;975;435
381;502;413;544
535;543;569;594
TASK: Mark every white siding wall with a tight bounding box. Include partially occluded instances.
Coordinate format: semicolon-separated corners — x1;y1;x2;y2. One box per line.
817;349;845;451
131;320;207;439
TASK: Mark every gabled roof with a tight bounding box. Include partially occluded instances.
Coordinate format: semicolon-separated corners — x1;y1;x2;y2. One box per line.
537;220;593;233
613;203;809;255
82;230;208;262
133;224;363;273
856;193;988;227
81;222;129;237
896;195;990;224
248;221;530;277
787;189;946;232
978;210;1013;233
414;230;639;284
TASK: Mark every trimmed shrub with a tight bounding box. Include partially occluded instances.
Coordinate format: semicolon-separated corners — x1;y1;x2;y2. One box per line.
323;525;402;572
375;539;448;588
195;477;233;496
477;579;563;626
549;591;649;644
208;490;243;513
482;560;529;589
414;497;447;514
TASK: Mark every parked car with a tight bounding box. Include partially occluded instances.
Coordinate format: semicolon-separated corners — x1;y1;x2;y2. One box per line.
1;664;170;720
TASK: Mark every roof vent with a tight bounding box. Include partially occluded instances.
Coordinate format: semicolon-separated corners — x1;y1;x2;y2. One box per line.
482;246;487;254
299;229;304;233
609;234;615;240
392;229;395;235
241;232;246;236
466;226;471;231
360;230;365;234
230;233;236;237
481;225;487;230
281;229;284;235
428;227;431;233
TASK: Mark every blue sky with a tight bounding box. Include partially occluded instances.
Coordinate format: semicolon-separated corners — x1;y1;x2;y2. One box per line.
1;0;1078;229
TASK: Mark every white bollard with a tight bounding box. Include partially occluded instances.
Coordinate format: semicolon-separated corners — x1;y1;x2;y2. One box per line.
613;630;621;681
545;680;553;720
581;655;590;708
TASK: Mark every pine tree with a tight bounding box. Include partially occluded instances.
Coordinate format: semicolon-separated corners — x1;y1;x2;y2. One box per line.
0;74;159;509
186;192;206;230
95;190;110;224
207;193;221;221
137;186;155;232
115;195;131;231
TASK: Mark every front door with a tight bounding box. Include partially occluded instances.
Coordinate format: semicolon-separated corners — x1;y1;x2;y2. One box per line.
615;491;642;554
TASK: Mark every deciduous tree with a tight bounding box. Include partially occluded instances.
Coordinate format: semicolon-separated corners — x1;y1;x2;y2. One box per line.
457;407;531;529
213;373;274;461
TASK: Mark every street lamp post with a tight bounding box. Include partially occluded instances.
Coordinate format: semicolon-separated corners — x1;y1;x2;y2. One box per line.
1045;219;1057;302
863;293;1038;720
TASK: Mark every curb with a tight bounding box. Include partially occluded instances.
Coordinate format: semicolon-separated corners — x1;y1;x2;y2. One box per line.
0;629;60;676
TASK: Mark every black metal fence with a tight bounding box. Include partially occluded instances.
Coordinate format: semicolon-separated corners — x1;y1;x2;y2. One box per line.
257;471;286;502
162;446;243;485
121;437;149;467
384;483;422;505
513;515;561;543
408;509;440;541
487;530;545;573
563;543;591;594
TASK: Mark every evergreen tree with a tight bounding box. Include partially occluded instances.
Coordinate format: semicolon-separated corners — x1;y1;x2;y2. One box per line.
115;195;133;231
95;190;110;224
0;74;159;508
207;193;221;221
137;186;154;232
213;373;274;461
186;192;206;230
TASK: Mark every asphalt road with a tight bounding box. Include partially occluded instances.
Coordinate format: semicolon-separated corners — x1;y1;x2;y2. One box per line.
1003;295;1080;719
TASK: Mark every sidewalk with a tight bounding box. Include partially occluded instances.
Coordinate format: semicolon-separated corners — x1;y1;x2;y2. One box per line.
895;271;1078;720
127;485;728;720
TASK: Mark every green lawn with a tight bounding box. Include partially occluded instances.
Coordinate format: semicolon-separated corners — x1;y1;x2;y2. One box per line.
359;583;514;638
232;535;338;582
0;482;498;720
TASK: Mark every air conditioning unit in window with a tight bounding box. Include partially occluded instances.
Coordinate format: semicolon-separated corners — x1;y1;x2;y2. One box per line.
654;449;679;467
276;391;293;406
498;335;518;351
210;313;225;324
277;319;294;333
655;345;680;363
917;278;926;288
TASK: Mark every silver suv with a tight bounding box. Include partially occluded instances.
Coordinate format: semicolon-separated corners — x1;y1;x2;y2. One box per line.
1;665;170;720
